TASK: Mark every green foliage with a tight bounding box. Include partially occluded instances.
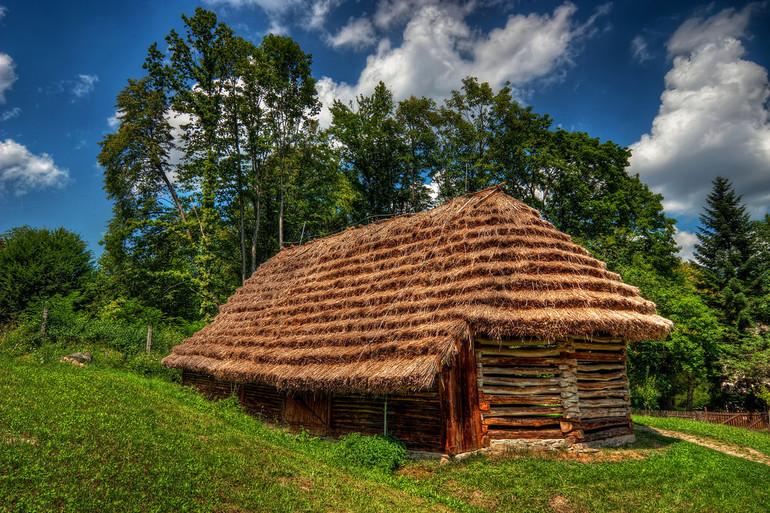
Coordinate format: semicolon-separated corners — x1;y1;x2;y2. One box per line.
0;226;93;323
333;433;408;473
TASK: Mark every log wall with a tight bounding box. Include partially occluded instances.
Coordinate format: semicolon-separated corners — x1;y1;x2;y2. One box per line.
475;336;632;444
574;339;633;441
476;338;565;441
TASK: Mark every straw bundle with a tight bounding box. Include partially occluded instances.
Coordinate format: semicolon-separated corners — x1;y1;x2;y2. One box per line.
163;186;672;393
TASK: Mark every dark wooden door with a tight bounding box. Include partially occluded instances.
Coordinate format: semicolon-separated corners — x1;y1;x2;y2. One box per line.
284;392;330;435
440;336;483;454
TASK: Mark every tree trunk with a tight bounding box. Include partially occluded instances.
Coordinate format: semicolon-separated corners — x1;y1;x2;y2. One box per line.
279;149;285;249
158;168;194;242
686;375;695;411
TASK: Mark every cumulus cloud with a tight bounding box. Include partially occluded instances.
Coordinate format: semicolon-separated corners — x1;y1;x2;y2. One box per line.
316;2;598;125
0;5;7;20
0;139;70;196
329;16;377;50
674;229;698;262
629;5;770;218
0;53;17;103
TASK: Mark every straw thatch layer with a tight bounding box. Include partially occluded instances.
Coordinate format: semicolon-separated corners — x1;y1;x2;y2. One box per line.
163;186;673;393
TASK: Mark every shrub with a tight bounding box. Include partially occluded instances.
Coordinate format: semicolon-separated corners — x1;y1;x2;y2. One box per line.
333;433;408;472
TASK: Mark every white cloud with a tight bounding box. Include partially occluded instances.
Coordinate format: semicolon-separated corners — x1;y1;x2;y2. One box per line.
316;2;597;126
71;74;98;98
674;229;698;262
309;0;342;29
329;16;377;50
0;53;17;103
631;35;652;63
0;6;7;20
1;106;20;121
107;111;119;129
629;6;770;218
0;139;70;196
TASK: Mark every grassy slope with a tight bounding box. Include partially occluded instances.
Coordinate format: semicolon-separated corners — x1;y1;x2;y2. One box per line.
1;358;769;513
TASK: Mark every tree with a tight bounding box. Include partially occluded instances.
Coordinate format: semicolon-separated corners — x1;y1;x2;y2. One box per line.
0;227;93;322
260;34;319;248
329;82;406;220
694;176;760;332
396;95;439;213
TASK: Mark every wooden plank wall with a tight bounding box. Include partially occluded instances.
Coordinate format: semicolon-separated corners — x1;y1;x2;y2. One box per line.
182;370;238;400
241;383;284;421
575;339;633;442
476;338;565;440
181;370;444;451
330;390;443;452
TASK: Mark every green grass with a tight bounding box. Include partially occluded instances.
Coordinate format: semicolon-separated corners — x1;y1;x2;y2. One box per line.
633;414;770;457
1;357;769;512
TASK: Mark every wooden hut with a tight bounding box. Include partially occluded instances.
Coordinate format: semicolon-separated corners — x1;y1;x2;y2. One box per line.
163;186;672;453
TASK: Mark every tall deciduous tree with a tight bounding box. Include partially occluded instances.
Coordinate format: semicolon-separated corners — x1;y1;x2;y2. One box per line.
260;34;319;248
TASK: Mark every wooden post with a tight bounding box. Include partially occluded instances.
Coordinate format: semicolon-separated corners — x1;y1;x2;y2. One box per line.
40;305;48;339
146;323;152;354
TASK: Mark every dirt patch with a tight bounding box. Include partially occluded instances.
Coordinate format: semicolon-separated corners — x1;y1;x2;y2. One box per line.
549;494;584;513
637;425;770;466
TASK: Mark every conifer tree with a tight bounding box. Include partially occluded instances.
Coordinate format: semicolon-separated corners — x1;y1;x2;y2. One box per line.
694;176;760;332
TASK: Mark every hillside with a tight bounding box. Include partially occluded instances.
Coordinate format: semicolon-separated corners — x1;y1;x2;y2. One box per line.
1;357;769;512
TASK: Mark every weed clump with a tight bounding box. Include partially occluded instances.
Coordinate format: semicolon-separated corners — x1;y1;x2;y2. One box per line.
333;433;408;472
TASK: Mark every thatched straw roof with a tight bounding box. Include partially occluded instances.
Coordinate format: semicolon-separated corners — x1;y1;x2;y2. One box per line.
163;186;672;393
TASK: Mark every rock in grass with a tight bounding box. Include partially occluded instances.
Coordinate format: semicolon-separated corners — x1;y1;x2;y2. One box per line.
60;352;92;367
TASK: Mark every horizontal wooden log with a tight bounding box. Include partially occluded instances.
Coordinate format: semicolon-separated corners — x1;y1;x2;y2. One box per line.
479;356;562;367
570;352;625;362
481;376;561;387
577;389;628;399
480;366;560;377
577;371;625;381
476;337;560;347
581;417;631;431
487;429;564;439
485;405;563;417
478;347;561;357
580;408;630;419
481;385;561;396
578;363;626;372
581;426;633;442
580;398;630;408
478;394;562;405
573;342;625;351
577;379;628;391
483;416;562;428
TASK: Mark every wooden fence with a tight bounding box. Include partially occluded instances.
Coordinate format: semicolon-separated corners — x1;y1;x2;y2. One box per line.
631;409;770;431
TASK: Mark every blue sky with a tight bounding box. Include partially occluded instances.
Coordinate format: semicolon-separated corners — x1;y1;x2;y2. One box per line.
1;0;769;261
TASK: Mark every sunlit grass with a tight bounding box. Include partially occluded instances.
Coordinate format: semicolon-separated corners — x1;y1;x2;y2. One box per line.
1;356;769;512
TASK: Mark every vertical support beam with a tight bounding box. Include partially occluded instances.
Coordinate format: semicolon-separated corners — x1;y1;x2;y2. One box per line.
559;338;582;443
439;332;483;454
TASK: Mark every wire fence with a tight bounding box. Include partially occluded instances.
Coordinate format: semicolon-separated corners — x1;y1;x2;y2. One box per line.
631;409;770;431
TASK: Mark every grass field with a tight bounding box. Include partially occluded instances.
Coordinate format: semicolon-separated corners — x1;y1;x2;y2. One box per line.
2;356;769;512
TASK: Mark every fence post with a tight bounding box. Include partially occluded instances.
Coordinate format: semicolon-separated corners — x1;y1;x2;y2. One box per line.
704;407;708;423
40;305;48;339
146;323;152;354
